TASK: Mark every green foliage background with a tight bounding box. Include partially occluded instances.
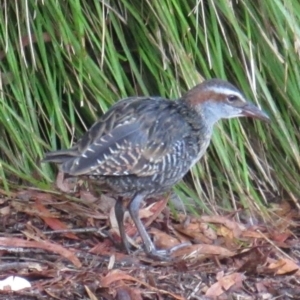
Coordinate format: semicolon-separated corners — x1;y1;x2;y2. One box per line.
0;1;299;215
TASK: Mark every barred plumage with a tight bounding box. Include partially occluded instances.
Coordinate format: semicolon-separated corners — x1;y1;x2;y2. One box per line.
43;79;269;260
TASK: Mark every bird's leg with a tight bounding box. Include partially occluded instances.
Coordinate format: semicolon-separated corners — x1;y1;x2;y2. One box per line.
114;197;131;254
128;193;188;261
128;194;155;253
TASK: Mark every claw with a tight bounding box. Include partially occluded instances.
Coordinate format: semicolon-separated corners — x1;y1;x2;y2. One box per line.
144;242;191;261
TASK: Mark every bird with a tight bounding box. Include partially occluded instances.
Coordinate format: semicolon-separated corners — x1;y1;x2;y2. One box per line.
42;79;270;260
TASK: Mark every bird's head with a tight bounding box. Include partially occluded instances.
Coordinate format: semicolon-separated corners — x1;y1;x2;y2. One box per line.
184;79;270;126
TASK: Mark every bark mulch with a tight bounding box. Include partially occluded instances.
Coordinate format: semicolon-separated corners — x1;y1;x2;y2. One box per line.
0;187;299;300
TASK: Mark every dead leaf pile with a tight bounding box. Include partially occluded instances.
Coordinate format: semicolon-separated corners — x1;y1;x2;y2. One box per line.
0;187;299;299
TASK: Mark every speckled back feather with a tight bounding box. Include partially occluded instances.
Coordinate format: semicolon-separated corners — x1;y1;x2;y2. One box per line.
43;96;208;179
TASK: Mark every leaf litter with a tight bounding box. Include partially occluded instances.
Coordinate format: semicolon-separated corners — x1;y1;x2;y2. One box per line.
0;186;299;299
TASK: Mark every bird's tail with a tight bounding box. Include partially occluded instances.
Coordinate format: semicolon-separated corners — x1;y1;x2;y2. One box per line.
42;148;78;164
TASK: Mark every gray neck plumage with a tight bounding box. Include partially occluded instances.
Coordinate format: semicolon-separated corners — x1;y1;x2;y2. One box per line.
177;100;214;145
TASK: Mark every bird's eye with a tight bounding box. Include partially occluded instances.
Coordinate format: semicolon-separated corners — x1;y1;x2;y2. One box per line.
227;95;238;102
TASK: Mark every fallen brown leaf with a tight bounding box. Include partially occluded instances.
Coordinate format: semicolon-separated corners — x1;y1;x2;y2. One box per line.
80;190;99;203
0;237;81;268
241;229;266;239
56;171;72;192
205;272;245;297
174;219;217;244
217;225;235;240
11;200;59;218
150;227;182;249
200;215;246;238
270;232;291;243
98;194;116;213
0;206;10;216
101;270;141;286
143;197;168;227
35;200;78;240
172;244;235;259
268;258;299;275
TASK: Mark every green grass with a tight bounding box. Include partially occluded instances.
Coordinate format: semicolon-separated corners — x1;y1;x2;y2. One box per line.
0;0;299;217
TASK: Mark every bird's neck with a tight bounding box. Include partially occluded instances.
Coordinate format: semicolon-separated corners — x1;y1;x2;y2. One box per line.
177;100;215;135
175;100;214;166
195;101;226;127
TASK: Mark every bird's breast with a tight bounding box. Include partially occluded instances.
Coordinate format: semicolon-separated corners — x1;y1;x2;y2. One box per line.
190;134;212;168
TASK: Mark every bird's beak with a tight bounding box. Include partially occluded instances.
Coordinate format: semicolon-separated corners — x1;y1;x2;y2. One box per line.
242;103;270;122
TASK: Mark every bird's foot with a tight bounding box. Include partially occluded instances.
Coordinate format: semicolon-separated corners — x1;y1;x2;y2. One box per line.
144;242;191;261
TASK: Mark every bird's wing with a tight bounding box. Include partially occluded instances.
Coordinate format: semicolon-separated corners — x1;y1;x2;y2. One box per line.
60;97;189;176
